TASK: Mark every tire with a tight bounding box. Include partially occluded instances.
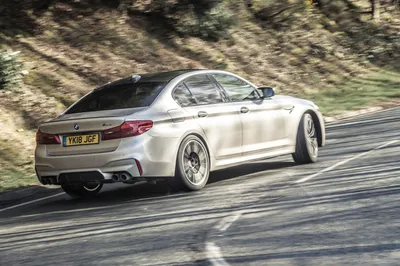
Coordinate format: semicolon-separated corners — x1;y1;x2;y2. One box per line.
292;113;318;164
174;135;210;191
61;183;103;197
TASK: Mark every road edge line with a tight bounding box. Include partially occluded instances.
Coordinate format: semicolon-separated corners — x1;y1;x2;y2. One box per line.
0;192;65;213
295;140;398;183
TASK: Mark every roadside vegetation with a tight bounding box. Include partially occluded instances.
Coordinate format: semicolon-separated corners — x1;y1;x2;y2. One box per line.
0;0;399;192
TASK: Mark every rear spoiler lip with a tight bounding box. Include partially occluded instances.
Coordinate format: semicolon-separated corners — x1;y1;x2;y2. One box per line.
44;107;149;124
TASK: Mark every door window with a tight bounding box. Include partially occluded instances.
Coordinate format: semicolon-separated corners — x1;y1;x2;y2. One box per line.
184;75;224;105
172;83;197;107
212;74;260;102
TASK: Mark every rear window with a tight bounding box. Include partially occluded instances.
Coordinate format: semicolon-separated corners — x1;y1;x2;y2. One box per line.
66;82;165;114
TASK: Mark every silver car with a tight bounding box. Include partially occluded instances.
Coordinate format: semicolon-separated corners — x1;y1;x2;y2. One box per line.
35;69;325;197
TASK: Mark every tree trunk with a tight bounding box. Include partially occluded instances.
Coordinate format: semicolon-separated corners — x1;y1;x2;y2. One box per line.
370;0;380;22
245;0;253;9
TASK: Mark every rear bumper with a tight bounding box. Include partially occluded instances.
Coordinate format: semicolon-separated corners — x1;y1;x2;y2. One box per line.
35;134;180;185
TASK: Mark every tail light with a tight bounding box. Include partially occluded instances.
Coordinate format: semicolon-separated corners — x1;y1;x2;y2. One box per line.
102;120;153;141
36;130;61;145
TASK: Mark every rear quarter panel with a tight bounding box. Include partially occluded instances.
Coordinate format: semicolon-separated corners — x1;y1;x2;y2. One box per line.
126;105;218;174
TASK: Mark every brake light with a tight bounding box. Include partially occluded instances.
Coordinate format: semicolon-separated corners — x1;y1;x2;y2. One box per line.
36;130;61;145
102;120;153;141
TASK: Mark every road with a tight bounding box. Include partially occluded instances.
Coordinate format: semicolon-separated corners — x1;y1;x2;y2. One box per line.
0;108;399;266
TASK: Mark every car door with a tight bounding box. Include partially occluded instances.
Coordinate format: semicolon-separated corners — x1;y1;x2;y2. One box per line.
211;74;288;155
178;75;243;159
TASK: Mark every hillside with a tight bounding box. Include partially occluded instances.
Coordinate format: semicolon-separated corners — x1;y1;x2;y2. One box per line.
0;0;399;191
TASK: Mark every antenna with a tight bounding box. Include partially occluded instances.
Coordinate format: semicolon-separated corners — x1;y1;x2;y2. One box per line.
131;75;141;83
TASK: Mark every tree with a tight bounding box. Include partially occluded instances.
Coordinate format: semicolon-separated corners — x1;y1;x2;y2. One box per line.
370;0;380;22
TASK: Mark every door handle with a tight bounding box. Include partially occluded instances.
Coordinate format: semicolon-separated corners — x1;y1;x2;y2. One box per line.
198;111;208;118
240;107;250;114
284;105;295;113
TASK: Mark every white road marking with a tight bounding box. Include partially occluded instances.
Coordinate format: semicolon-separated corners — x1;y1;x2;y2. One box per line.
215;210;244;232
205;242;231;266
295;140;398;183
0;192;65;213
326;116;398;129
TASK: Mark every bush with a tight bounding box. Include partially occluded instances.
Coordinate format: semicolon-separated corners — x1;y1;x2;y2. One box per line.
131;0;234;40
173;2;234;40
0;51;23;90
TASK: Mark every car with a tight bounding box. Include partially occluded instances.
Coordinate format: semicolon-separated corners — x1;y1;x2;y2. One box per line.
35;69;325;197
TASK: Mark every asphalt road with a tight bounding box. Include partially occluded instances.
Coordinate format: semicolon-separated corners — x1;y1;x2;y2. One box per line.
0;107;399;266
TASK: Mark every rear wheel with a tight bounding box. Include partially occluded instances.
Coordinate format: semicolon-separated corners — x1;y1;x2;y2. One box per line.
61;183;103;197
292;113;318;164
175;135;210;191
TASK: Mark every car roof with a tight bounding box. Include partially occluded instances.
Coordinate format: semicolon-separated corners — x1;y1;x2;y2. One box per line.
139;69;203;82
97;69;203;90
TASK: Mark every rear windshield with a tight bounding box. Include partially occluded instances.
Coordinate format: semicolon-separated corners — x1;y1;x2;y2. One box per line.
66;82;165;114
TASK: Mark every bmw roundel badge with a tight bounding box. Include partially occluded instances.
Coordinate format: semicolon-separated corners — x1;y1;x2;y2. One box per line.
74;124;80;130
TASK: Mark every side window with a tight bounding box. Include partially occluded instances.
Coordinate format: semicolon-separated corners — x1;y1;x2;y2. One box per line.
212;74;260;102
184;75;224;105
172;83;197;107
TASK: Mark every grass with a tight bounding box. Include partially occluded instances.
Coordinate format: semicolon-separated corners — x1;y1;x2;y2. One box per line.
0;169;37;193
0;139;36;193
310;69;400;115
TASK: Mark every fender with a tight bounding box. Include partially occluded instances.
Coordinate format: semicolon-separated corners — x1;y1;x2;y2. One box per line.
291;108;326;148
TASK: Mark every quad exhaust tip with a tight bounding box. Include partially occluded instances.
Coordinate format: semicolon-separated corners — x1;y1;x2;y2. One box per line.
112;173;132;182
112;174;120;182
120;173;131;181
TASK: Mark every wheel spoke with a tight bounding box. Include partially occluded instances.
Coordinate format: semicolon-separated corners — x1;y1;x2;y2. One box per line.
198;167;205;176
190;142;196;154
199;151;206;163
184;163;191;173
184;148;191;159
193;143;200;154
309;127;315;138
188;170;195;182
193;173;201;183
185;166;192;177
309;139;317;155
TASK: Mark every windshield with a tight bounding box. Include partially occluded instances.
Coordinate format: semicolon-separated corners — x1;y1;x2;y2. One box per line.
66;82;165;114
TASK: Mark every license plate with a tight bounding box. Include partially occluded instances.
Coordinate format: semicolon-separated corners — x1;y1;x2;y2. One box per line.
63;134;100;147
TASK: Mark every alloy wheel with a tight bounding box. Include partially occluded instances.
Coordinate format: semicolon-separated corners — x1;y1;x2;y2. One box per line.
305;114;318;158
182;140;209;186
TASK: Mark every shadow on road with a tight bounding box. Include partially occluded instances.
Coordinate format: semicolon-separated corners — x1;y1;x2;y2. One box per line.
0;160;296;219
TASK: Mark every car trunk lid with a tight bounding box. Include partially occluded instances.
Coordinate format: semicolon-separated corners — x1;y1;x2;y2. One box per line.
40;116;126;156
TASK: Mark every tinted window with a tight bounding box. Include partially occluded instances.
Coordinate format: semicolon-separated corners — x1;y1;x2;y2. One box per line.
212;74;260;102
184;75;223;105
173;84;197;107
66;82;165;114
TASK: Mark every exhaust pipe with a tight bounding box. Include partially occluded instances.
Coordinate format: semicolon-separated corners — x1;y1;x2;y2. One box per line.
112;174;120;182
120;173;130;182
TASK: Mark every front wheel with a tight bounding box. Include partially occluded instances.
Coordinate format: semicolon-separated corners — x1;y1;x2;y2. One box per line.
292;113;318;164
61;183;103;197
175;135;210;191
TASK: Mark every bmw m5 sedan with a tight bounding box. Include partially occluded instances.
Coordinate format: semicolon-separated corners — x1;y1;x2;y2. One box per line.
35;69;325;197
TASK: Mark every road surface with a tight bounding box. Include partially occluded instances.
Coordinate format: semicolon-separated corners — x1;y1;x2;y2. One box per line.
0;107;399;266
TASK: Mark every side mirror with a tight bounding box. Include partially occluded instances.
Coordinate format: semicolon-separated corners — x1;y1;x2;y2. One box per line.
258;87;275;98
